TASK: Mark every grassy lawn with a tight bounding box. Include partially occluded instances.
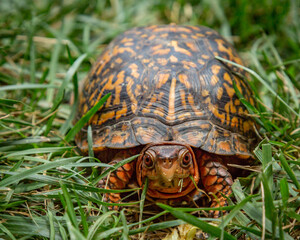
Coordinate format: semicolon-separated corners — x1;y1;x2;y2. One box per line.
0;0;299;239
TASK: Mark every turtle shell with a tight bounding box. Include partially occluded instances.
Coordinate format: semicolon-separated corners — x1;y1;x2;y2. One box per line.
75;24;257;158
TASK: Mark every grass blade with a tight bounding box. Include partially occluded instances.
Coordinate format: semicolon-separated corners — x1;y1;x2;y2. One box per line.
0;84;59;91
0;157;80;187
0;214;62;239
219;193;259;228
260;173;276;237
64;93;111;143
157;203;236;240
47;36;63;103
74;191;88;237
87;211;116;240
279;177;289;209
93;154;139;185
2;146;73;158
48;209;55;240
87;125;94;158
262;144;273;196
278;151;300;190
139;177;148;236
55;54;87;107
60;182;78;230
65;214;86;240
59;47;83;135
0;223;17;240
215;56;300;117
120;209;129;240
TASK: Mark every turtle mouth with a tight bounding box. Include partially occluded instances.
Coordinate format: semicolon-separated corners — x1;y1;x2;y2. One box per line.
155;179;191;194
146;180;197;199
148;175;191;192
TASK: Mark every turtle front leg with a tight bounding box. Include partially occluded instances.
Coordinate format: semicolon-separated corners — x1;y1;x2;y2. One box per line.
98;150;135;210
199;153;233;217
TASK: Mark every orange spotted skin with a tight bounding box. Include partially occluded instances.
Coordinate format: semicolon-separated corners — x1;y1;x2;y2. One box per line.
76;24;257;216
97;150;135;208
198;151;233;217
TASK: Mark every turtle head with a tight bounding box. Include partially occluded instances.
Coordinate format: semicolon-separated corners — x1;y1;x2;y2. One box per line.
136;142;199;199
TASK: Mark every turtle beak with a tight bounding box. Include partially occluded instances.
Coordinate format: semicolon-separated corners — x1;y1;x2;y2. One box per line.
157;159;177;183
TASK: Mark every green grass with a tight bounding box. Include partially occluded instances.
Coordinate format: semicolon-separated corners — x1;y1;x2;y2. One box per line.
0;0;299;239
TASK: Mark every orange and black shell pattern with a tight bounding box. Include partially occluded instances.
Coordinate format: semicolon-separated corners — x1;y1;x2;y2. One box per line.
76;24;257;158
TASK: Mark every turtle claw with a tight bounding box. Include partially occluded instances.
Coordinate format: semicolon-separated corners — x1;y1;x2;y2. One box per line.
208;196;228;218
98;178;122;210
97;156;135;211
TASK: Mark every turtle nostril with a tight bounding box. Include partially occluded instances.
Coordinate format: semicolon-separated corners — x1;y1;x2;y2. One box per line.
162;159;173;168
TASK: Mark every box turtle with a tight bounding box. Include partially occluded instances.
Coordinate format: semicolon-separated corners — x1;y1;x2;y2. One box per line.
75;24;257;217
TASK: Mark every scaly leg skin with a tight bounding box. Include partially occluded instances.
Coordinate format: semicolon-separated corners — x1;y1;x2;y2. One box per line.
97;150;135;210
199;153;233;218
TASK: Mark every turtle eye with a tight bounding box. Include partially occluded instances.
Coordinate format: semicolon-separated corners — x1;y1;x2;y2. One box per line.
181;152;192;168
143;153;154;168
